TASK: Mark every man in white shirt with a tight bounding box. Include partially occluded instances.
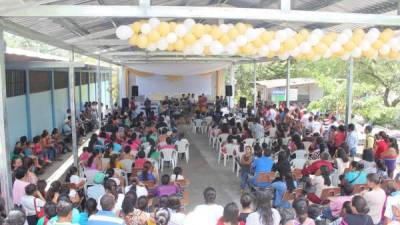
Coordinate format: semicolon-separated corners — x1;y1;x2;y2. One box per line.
311;115;323;134
21;184;45;224
189;187;223;225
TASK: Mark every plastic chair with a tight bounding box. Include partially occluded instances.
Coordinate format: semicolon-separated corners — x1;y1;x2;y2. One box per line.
291;158;307;169
120;159;134;173
236;151;245;177
193;119;203;134
243;138;256;147
218;143;239;169
303;141;312;151
295;150;308;159
159;148;178;172
216;133;229;152
83;167;98;186
176;139;190;163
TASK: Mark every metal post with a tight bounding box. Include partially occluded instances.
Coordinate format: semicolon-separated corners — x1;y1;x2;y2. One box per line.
286;58;291;108
25;69;32;139
79;71;82;111
0;24;13;213
229;64;235;110
109;64;113;108
96;56;101;127
345;57;354;126
50;70;56;129
253;61;257;115
68;50;78;168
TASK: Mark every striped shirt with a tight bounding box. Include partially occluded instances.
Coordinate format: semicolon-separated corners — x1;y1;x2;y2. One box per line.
88;211;125;225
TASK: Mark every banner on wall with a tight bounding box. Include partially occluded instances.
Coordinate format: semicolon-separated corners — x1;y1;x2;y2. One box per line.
271;88;298;102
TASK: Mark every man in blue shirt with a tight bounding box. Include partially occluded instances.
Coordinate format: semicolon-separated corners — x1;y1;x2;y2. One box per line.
346;123;358;158
88;194;125;225
250;147;273;188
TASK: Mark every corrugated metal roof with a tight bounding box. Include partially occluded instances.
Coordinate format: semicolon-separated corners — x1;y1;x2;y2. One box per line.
257;78;317;88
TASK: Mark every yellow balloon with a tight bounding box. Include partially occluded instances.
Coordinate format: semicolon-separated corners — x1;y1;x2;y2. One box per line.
252;38;263;48
354;28;365;36
284;38;298;51
314;42;328;54
204;24;212;33
148;30;161;43
183;33;196;45
242;43;255;55
157;22;170;36
219;35;231;45
236;23;247;34
362;48;376;58
352;33;364;45
174;39;185;51
210;27;222;40
380;29;394;43
137;35;148;49
299;29;309;38
131;21;142;34
204;46;210;55
267;51;275;58
328;32;338;40
321;34;334;45
128;34;139;46
261;31;274;43
389;50;399;59
343;41;356;51
372;40;383;50
295;34;306;44
169;22;177;32
167;44;175;51
192;24;205;38
228;28;239;39
305;50;315;60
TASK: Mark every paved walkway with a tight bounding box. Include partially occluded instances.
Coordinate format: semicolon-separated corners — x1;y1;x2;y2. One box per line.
175;125;241;211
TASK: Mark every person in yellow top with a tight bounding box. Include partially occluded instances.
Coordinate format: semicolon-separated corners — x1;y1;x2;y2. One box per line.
364;125;375;150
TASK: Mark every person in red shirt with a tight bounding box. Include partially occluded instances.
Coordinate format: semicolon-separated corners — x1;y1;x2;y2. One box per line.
374;131;389;160
302;152;334;176
217;202;245;225
334;125;346;148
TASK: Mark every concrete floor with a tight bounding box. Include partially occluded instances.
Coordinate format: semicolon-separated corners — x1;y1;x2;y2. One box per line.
174;125;241;211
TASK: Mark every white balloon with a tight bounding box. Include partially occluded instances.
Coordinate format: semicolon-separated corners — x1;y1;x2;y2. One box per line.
175;24;187;37
380;44;390;55
388;38;399;48
226;42;238;55
279;53;290;60
308;34;320;46
366;28;380;42
269;40;281;51
337;33;350;44
183;19;196;30
245;28;258;41
148;18;160;28
313;55;322;61
259;45;270;56
352;48;362;58
147;43;157;52
193;42;204;55
140;23;151;34
291;47;300;57
300;42;311;53
219;24;230;34
183;46;193;55
392;44;400;52
210;41;224;55
275;30;288;42
311;29;324;38
227;24;234;29
235;35;248;47
157;39;168;51
166;32;178;44
200;34;213;46
342;28;353;38
323;49;332;58
360;40;371;51
340;53;350;61
330;42;342;53
116;25;133;40
284;28;295;38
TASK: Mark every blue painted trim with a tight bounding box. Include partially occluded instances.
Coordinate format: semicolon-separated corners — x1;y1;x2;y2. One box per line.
25;70;32;139
50;70;56;129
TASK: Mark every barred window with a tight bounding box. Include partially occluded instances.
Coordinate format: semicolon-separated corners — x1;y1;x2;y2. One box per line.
54;71;68;89
6;70;26;97
81;72;89;85
75;72;80;86
89;72;96;83
30;70;50;93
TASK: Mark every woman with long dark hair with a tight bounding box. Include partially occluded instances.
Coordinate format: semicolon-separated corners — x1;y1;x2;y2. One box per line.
381;137;399;178
246;191;281;225
217;202;245;225
285;198;315;225
86;150;102;170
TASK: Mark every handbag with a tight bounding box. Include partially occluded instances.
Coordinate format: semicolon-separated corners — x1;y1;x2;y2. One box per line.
34;198;45;218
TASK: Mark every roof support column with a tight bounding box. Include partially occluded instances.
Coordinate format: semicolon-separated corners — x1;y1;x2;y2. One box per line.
345;57;354;126
50;70;56;129
286;58;291;108
229;64;235;110
68;50;78;168
280;0;291;11
118;66;125;106
253;60;257;115
97;56;102;126
109;64;113;108
0;23;13;213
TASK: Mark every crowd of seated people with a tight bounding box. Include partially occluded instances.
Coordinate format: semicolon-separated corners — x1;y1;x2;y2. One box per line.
2;96;400;225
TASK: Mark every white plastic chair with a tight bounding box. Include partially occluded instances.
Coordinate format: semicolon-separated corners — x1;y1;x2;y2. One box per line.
236;151;245;177
217;133;229;152
193;119;203;134
258;136;270;146
83;168;98;186
295;150;308;159
291;158;307;169
243;138;256;148
120;159;133;173
218;143;239;170
176;139;190;163
159;148;178;172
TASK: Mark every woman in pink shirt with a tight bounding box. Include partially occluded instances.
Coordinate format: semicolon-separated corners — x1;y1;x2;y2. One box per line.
134;151;147;169
154;174;180;197
13;167;30;206
159;137;176;151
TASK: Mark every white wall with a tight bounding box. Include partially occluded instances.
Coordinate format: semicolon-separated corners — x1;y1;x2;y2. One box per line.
136;75;212;97
54;88;68;129
6;96;27;149
30;91;53;136
309;83;324;101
